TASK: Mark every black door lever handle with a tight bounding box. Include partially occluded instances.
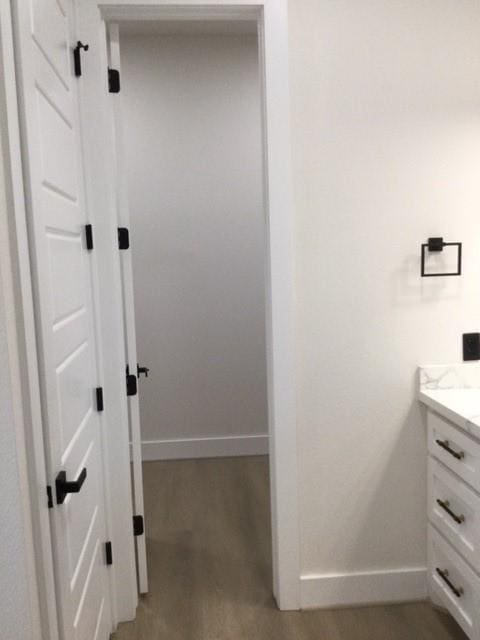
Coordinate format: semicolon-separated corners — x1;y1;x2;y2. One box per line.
56;467;87;505
137;364;150;378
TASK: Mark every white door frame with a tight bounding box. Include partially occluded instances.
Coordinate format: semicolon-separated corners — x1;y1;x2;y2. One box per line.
0;1;58;637
98;0;300;610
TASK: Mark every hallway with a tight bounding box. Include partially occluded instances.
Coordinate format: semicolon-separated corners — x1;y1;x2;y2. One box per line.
113;457;466;640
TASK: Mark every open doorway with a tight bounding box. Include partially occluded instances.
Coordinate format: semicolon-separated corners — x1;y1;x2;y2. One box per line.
120;21;269;463
111;19;272;633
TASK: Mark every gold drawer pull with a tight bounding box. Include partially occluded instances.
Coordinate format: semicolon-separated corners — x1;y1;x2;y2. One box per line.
436;568;464;598
436;499;465;525
436;439;465;460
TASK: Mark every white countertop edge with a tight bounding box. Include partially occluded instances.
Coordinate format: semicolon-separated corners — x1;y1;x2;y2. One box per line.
418;388;480;439
418;389;469;430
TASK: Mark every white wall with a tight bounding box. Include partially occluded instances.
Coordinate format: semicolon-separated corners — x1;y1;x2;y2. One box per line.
290;0;480;605
0;286;35;640
120;33;268;457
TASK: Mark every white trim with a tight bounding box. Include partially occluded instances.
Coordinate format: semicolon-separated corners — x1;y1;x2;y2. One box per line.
139;435;269;461
300;568;428;610
98;0;300;610
100;5;261;21
75;7;139;621
0;63;43;640
0;1;59;637
106;21;149;594
260;1;300;610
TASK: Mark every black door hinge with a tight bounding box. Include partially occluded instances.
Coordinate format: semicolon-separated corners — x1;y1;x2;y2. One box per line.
96;387;104;411
126;365;137;396
73;41;89;77
108;68;121;93
85;224;94;250
47;485;53;509
118;227;130;250
105;541;113;566
133;515;144;536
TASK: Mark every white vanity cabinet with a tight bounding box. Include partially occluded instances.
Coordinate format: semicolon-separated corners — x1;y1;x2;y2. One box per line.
426;409;480;640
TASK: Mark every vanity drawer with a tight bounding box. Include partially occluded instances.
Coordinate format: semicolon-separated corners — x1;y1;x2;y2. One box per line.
428;412;480;492
428;457;480;573
428;526;480;640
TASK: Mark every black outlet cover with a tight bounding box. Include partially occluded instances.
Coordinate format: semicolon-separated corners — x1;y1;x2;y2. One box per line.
463;333;480;361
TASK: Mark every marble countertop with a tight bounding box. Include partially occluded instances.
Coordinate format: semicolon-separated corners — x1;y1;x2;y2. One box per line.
418;363;480;438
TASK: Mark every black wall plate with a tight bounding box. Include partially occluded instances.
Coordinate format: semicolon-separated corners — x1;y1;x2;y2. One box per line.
463;333;480;361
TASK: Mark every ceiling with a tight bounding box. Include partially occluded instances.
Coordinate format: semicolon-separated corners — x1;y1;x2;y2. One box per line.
119;20;258;37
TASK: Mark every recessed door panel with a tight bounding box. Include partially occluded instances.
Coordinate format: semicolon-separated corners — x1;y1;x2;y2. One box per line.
31;0;70;87
56;341;91;450
37;88;78;201
47;232;85;326
66;440;97;584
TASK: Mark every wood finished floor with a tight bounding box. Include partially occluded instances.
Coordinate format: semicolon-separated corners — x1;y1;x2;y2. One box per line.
113;456;467;640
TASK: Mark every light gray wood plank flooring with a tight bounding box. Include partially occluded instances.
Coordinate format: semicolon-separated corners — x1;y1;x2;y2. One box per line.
113;456;466;640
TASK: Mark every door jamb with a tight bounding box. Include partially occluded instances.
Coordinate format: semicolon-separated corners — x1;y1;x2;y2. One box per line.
0;1;59;637
97;0;301;610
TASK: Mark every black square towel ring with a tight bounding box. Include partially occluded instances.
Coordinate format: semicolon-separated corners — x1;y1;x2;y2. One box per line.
421;237;462;277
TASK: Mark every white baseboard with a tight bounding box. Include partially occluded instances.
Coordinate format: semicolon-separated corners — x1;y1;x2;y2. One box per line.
139;434;269;461
300;567;427;609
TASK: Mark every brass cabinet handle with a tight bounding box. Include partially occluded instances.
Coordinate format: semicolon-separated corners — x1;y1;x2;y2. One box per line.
436;499;465;525
436;439;465;460
436;568;464;598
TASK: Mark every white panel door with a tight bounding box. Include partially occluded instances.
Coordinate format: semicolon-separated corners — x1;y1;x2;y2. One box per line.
13;1;113;638
106;23;148;594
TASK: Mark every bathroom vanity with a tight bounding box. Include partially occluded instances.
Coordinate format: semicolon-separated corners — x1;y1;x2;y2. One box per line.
419;364;480;639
